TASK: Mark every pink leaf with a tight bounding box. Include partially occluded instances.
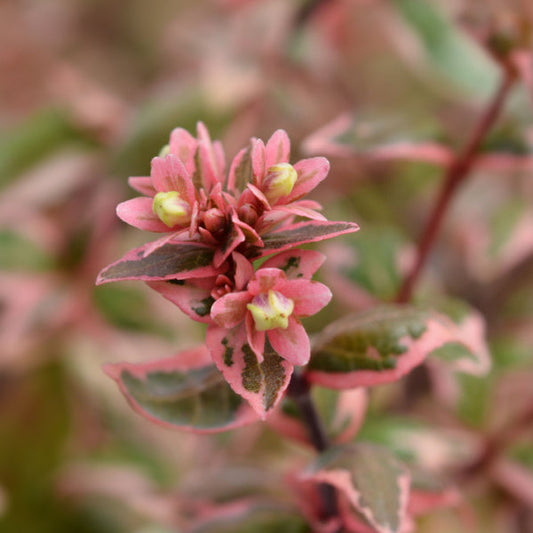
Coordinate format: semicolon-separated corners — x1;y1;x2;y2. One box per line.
116;197;171;233
128;176;156;196
264;129;290;169
286;157;330;202
147;277;216;324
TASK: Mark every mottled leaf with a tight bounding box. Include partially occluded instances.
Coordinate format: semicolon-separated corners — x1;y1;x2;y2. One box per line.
96;242;220;284
303;443;410;533
250;220;359;258
206;325;292;418
104;346;257;433
307;305;484;389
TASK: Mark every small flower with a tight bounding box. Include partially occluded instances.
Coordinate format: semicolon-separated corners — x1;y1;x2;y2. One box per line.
208;250;332;366
152;191;191;227
262;162;298;204
247;290;295;331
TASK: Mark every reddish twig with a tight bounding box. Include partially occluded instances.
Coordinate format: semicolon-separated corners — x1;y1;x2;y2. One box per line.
288;372;340;527
396;69;516;303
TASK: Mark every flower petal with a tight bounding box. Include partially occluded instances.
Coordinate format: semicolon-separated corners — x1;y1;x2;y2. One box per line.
151;155;195;204
285;157;330;203
280;280;332;316
232;251;254;291
128;176;156;196
211;291;251;328
116;197;171;232
246;312;266;361
265;129;290;169
247;268;286;296
261;249;326;280
268;317;310;366
169;127;198;174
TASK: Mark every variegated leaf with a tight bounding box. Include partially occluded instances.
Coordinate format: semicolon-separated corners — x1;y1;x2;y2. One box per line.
96;242;219;284
105;346;257;433
307;304;484;389
303;443;411;533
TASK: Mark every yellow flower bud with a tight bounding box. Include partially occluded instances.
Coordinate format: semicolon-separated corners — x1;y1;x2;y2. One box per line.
158;144;170;157
247;290;295;331
263;163;298;204
152;191;191;228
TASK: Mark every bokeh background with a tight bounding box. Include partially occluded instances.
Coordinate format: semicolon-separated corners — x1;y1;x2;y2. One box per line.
1;0;533;531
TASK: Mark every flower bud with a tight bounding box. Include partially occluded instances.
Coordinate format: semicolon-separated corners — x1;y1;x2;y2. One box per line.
158;144;170;157
237;203;258;226
263;163;297;204
247;290;294;331
203;208;226;233
152;191;191;228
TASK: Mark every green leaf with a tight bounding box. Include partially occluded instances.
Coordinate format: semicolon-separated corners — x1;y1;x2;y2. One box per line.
339;227;408;300
0;231;54;271
0;108;96;189
304;443;410;533
105;347;257;433
392;0;499;97
189;501;308;533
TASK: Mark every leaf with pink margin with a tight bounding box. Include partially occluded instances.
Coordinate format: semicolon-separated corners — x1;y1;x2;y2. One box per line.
104;346;258;433
307;305;479;390
116;197;171;233
286;157;330;203
249;220;360;258
264;129;290;169
261;249;326;280
301;112;452;166
96;242;219;284
147;277;216;324
206;325;292;418
303;443;411;533
428;303;491;376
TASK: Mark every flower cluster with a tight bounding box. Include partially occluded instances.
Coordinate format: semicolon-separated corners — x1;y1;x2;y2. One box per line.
98;123;358;416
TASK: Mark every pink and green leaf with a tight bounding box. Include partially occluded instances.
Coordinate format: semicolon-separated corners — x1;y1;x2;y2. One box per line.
147;277;216;324
96;242;219;284
261;249;326;280
303;443;411;533
206;325;292;418
250;220;360;258
104;346;258;433
307;305;481;390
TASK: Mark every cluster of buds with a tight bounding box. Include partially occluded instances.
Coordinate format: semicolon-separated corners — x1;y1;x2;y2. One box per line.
100;123;358;415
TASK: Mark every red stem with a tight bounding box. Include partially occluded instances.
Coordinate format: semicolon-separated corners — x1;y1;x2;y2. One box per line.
396;69;516;303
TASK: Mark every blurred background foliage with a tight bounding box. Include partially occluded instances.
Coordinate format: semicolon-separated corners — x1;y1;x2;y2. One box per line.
1;0;533;531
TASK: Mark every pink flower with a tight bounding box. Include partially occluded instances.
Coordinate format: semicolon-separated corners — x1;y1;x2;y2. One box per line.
234;129;330;234
203;249;331;417
207;249;331;368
